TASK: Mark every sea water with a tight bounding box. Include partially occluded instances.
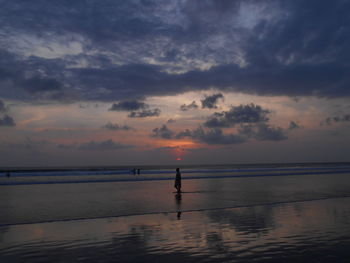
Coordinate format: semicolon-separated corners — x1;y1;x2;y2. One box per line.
1;163;350;262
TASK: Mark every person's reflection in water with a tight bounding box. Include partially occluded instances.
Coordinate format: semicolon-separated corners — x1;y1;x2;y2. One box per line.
175;192;182;220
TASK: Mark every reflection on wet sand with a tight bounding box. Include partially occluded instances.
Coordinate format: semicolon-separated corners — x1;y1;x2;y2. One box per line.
2;172;350;225
1;197;350;262
175;192;182;220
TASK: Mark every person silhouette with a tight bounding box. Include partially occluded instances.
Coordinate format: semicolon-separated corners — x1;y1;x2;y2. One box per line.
174;168;181;193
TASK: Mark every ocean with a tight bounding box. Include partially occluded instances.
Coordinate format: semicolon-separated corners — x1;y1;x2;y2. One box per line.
1;163;350;262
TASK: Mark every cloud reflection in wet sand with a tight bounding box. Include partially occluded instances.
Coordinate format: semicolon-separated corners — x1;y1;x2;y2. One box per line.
1;197;350;262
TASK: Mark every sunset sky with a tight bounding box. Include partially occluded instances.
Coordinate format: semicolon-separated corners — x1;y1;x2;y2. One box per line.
0;0;349;167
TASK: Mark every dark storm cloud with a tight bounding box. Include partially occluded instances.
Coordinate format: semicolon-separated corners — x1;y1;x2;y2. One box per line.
64;59;350;100
69;63;189;100
0;0;242;50
103;122;134;131
1;0;350;101
151;125;175;139
22;76;63;94
180;101;198;111
0;114;15;127
109;100;147;111
201;93;224;109
128;108;161;118
20;76;65;100
204;104;270;128
0;49;68;101
238;123;287;141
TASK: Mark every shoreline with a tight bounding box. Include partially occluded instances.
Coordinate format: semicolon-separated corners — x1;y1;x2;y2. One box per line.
1;161;350;173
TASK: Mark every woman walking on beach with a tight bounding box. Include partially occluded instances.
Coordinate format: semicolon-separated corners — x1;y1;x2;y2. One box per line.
174;168;181;193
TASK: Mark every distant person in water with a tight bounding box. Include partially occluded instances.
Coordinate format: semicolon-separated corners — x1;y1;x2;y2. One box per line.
174;168;181;193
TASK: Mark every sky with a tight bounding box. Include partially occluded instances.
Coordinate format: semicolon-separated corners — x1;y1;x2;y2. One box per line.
0;0;350;167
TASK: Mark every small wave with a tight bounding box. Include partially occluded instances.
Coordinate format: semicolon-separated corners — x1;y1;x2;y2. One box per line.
1;169;350;186
2;165;350;178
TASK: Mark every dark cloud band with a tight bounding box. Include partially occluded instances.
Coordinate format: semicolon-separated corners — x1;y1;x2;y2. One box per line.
1;0;350;102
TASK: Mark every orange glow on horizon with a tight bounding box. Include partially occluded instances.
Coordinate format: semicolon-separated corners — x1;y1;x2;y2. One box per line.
156;139;198;148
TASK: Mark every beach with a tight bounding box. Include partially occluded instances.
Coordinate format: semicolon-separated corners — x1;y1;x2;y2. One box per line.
2;0;350;261
1;164;350;262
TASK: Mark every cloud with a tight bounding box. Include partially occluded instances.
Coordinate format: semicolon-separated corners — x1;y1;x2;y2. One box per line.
0;100;16;127
323;114;350;125
151;124;175;139
175;129;193;139
0;114;16;127
103;122;134;131
78;139;132;151
0;138;48;151
204;104;270;128
201;93;224;109
167;118;176;123
180;101;198;111
108;99;161;118
20;76;65;100
0;99;6;112
154;145;185;152
238;123;287;141
333;115;350;122
180;127;246;145
289;121;301;130
128;108;161;118
109;100;147;111
151;105;287;144
1;1;350;102
58;139;133;151
151;124;246;145
22;76;63;94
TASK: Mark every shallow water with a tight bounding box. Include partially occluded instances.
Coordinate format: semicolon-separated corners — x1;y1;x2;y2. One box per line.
1;164;350;185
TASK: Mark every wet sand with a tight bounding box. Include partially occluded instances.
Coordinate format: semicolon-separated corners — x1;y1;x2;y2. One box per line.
1;197;350;262
1;169;350;262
